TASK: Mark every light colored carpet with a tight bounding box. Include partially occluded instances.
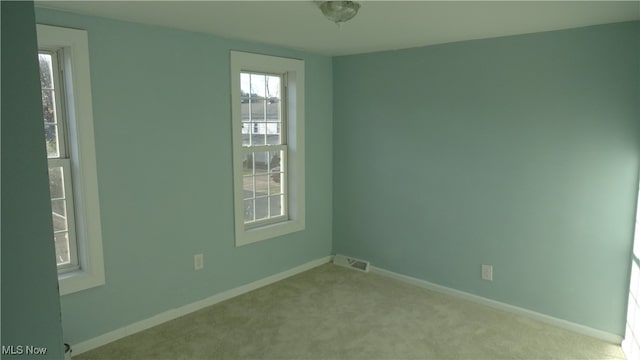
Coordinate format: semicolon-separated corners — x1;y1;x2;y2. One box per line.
76;264;625;359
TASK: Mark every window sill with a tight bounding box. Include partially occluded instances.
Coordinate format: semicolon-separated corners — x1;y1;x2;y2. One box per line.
59;268;105;296
236;218;305;247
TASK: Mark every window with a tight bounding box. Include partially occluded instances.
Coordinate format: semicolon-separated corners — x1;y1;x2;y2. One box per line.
240;72;286;226
39;50;79;271
37;24;105;295
231;51;305;246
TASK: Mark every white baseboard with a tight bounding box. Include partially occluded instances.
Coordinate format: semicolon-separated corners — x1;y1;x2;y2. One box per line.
370;266;623;345
72;256;332;356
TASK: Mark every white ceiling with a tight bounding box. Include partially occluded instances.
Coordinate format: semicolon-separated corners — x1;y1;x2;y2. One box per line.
35;1;640;56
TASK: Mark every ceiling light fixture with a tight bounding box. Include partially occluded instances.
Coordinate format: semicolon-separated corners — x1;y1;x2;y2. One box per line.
318;1;360;25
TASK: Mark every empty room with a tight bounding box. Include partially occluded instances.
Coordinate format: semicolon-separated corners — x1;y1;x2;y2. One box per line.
2;1;640;359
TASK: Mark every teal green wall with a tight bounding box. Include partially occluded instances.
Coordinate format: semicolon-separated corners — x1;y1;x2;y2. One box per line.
1;2;65;358
15;4;639;347
333;22;640;335
34;9;333;344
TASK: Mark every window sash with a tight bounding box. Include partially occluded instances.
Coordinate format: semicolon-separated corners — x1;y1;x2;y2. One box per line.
48;158;79;272
40;50;69;159
242;145;288;228
40;49;78;273
240;71;287;148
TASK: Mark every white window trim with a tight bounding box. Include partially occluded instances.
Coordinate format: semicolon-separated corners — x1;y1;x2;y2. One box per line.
230;51;305;246
37;24;105;295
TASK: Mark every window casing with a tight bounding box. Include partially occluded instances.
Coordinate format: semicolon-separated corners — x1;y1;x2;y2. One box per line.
37;24;105;295
231;51;305;246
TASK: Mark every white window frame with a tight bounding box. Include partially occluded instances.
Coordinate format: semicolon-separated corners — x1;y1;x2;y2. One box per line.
230;51;305;246
40;49;81;272
37;24;105;295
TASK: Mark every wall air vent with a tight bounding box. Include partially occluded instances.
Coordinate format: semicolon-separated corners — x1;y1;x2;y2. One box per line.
333;254;370;272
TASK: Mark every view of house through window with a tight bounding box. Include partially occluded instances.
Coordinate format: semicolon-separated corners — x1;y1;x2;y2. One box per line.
241;72;287;226
39;51;79;272
231;51;305;246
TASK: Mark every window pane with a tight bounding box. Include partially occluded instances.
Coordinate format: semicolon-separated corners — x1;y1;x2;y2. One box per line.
51;198;68;231
243;199;254;222
253;122;266;135
48;166;65;199
265;75;282;145
269;195;283;217
269;151;281;170
255;196;268;221
270;172;283;195
243;175;254;200
266;75;281;106
250;73;266;99
250;121;266;146
52;209;68;233
240;72;251;109
266;100;280;121
269;151;283;192
241;124;250;146
51;199;67;219
251;99;266;122
255;174;269;196
41;88;56;124
241;102;250;122
241;99;251;131
266;122;279;134
266;134;279;146
243;153;254;174
266;123;281;145
45;124;60;158
39;54;54;89
55;232;71;266
252;151;267;175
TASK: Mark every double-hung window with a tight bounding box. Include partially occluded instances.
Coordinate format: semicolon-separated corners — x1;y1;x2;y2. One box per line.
37;24;105;295
230;51;305;246
39;49;79;271
240;72;287;225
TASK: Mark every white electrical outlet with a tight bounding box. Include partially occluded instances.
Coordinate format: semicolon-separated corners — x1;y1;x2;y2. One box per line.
194;254;204;270
481;264;493;281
